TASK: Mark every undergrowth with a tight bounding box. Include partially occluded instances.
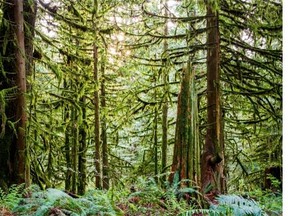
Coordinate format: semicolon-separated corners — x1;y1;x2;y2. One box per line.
0;184;24;210
0;178;282;216
247;188;282;216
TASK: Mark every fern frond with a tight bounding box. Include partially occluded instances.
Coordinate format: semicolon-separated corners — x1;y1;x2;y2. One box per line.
211;194;266;216
0;184;24;210
46;188;71;203
179;208;220;216
177;187;199;195
34;205;51;216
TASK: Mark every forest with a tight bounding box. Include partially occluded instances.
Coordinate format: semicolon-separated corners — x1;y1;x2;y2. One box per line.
0;0;282;215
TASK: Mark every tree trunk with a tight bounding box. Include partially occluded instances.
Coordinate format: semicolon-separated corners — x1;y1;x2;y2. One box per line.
14;0;27;186
161;0;168;183
201;2;225;199
47;110;53;184
94;44;102;189
25;0;37;190
93;0;102;189
101;58;109;190
64;99;72;191
0;0;32;189
153;76;158;181
191;66;201;186
71;106;79;194
78;97;87;195
169;65;193;185
153;105;158;181
186;9;201;187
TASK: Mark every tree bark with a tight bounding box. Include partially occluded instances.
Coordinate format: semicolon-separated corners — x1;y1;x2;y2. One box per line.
14;0;27;186
169;66;193;185
0;0;33;189
201;2;226;199
94;44;102;189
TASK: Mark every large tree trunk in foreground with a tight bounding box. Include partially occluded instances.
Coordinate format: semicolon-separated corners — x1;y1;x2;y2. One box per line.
0;0;36;190
201;3;226;200
14;0;27;187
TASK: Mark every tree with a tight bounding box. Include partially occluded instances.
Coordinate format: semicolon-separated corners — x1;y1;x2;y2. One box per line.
93;0;102;189
200;1;226;199
219;0;282;189
161;0;169;183
169;64;193;185
168;2;204;189
100;53;109;189
0;0;36;190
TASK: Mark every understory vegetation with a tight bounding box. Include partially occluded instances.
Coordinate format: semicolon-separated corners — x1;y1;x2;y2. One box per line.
0;178;282;216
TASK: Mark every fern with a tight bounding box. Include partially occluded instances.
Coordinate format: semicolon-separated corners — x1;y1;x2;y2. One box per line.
13;186;119;216
13;185;51;215
46;188;71;203
179;194;267;216
33;205;51;216
178;209;220;216
211;194;266;216
0;184;24;210
83;189;117;215
55;198;86;215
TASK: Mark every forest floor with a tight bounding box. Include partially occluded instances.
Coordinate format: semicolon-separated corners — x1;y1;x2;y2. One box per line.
0;182;282;216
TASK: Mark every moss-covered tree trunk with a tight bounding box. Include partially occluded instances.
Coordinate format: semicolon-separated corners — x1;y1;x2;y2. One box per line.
93;0;102;189
169;66;193;185
169;6;204;186
64;97;72;191
0;0;36;190
71;106;79;194
200;2;226;200
78;96;87;195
